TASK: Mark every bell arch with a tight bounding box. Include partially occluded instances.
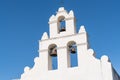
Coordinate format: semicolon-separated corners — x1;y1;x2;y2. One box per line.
48;44;58;70
67;41;78;67
49;7;76;38
58;16;66;32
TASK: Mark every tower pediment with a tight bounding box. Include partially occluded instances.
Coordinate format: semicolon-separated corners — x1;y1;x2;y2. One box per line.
48;7;76;38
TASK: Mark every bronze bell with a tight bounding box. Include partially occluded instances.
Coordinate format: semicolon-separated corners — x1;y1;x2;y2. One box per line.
70;47;76;53
69;45;76;54
50;48;57;57
60;27;66;32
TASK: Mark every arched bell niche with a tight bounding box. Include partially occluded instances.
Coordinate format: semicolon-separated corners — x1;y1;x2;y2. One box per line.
48;44;58;70
58;16;66;32
67;41;78;67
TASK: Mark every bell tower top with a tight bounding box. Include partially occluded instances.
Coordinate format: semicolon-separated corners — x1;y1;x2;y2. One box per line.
48;7;76;38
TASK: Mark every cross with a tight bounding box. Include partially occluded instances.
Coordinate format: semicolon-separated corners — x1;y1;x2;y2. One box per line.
60;0;64;7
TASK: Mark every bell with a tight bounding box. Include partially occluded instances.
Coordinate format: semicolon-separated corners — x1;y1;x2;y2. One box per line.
50;48;57;57
69;44;76;54
60;27;66;32
70;47;76;53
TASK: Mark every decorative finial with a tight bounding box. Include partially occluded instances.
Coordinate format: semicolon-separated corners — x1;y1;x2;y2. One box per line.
41;32;49;40
101;55;110;62
79;25;86;33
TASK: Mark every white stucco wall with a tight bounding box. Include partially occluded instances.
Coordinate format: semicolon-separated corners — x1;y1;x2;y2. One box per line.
20;7;120;80
20;49;118;80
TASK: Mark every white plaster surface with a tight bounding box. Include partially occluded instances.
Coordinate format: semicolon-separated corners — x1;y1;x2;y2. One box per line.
20;7;120;80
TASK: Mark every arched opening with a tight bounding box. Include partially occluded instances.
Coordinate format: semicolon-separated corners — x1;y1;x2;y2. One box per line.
67;41;78;67
58;16;66;32
48;44;58;70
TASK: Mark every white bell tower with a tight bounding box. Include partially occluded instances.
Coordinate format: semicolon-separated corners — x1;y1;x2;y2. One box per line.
49;7;76;38
40;7;88;71
20;7;120;80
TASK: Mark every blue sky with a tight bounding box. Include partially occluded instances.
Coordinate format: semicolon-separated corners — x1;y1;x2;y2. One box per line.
0;0;120;80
